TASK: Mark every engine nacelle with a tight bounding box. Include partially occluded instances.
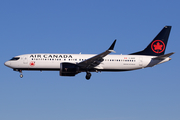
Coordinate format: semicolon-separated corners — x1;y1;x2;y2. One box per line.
60;63;80;76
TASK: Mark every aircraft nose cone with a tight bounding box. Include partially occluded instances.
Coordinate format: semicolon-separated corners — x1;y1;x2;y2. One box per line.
4;61;11;67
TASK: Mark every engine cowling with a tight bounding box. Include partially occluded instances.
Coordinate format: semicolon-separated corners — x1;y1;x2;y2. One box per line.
60;63;80;76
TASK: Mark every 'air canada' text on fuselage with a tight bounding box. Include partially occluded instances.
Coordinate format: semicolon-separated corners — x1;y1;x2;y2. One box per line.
30;54;73;58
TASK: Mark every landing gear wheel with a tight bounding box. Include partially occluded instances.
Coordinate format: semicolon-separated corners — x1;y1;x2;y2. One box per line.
20;74;23;78
86;72;91;80
19;70;23;78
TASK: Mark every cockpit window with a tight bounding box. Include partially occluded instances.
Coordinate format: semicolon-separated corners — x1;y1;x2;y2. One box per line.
10;57;20;61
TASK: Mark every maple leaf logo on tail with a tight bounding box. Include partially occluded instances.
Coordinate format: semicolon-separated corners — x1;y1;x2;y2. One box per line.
151;40;165;53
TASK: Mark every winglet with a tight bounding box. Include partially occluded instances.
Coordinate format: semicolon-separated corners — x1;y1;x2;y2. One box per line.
108;40;116;50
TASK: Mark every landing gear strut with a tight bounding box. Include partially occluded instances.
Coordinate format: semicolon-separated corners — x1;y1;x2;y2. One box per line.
86;71;91;80
19;70;23;78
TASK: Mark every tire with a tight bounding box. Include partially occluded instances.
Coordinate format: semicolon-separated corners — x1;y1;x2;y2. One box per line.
20;74;23;78
86;73;91;80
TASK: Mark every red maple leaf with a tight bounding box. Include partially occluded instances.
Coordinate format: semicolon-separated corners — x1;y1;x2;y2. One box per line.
153;42;163;50
30;62;35;66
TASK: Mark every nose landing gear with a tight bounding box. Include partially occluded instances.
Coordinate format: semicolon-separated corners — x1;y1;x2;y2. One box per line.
19;70;23;78
86;71;91;80
20;74;23;78
13;69;24;78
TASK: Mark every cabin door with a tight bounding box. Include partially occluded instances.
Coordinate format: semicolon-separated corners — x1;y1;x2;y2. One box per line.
23;56;28;64
139;57;143;66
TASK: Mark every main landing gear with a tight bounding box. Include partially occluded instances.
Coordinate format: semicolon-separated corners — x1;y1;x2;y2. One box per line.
86;71;91;80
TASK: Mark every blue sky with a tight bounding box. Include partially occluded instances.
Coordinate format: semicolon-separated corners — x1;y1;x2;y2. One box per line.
0;0;179;120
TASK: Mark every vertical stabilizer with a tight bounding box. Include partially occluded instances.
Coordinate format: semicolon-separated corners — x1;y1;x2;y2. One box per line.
130;26;171;56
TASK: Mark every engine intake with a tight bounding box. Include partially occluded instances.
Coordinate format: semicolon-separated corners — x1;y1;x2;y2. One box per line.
60;63;80;76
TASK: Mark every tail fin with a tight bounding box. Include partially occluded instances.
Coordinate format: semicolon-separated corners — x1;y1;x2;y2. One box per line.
130;26;172;56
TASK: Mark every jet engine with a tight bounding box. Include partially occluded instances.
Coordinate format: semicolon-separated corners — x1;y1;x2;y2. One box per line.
60;63;80;76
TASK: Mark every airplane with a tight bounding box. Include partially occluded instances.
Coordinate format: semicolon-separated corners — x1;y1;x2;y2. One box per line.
4;26;174;80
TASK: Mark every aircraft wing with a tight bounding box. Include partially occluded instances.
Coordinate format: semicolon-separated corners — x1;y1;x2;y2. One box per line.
77;40;116;69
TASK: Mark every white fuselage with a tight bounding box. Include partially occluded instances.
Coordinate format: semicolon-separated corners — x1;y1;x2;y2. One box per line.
4;26;173;79
4;53;171;72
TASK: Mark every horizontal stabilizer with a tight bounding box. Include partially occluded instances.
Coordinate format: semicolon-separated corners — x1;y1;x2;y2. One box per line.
153;52;174;60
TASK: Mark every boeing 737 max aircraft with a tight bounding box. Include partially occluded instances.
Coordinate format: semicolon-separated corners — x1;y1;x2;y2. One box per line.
4;26;174;80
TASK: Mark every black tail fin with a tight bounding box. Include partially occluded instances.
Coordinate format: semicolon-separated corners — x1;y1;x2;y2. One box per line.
130;26;172;56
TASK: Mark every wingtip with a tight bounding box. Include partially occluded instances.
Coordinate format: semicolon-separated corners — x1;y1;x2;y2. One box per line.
108;39;116;50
